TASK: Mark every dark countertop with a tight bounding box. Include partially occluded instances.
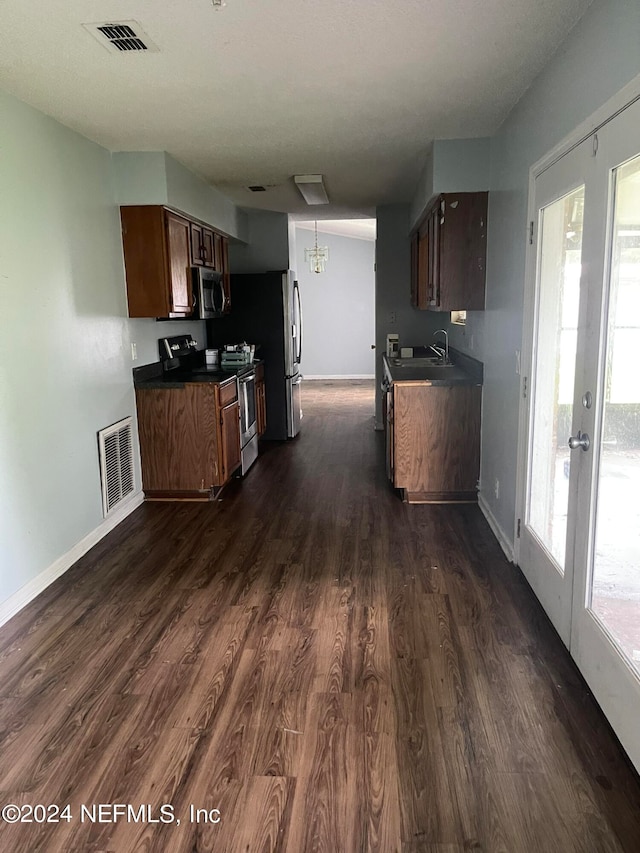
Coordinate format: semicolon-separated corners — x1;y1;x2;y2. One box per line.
134;359;260;390
383;348;483;387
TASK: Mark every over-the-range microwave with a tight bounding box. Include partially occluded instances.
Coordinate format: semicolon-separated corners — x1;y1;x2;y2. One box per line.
192;267;226;319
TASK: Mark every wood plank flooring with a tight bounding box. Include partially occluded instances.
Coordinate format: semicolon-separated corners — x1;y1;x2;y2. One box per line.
1;379;639;852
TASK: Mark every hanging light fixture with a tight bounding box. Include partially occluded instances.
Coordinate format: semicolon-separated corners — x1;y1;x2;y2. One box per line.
304;221;329;274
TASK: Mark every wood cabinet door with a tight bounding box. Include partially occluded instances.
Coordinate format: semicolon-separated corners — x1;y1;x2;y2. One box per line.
190;222;204;266
165;211;193;315
221;236;231;312
220;401;241;481
439;192;488;310
202;228;215;267
121;205;169;318
136;385;217;492
410;232;419;307
393;384;480;496
213;233;223;272
416;222;430;309
385;387;394;483
428;205;441;308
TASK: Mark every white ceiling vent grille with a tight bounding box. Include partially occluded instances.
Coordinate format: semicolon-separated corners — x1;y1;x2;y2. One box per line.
82;21;159;54
98;417;135;517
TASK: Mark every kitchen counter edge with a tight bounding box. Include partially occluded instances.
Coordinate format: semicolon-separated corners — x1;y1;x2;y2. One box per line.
133;359;262;390
382;350;483;387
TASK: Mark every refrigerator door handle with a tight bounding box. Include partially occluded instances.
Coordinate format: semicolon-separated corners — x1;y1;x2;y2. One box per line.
294;281;302;364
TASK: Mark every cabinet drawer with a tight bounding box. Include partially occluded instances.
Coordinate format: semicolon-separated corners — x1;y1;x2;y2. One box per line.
217;378;238;407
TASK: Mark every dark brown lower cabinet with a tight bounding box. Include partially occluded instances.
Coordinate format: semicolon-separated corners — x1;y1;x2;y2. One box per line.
136;378;241;499
219;399;241;482
389;383;481;503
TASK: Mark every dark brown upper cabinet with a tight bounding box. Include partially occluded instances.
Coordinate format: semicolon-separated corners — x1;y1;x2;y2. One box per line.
411;192;488;312
190;222;216;268
121;205;231;318
121;206;193;318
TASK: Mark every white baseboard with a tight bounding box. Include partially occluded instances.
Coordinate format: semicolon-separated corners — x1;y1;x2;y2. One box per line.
0;491;145;629
478;492;515;564
303;374;375;380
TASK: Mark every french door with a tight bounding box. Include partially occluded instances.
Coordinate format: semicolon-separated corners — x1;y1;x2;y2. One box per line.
520;97;640;772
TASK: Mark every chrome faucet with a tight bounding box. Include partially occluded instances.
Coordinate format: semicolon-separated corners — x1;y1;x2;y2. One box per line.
432;329;449;364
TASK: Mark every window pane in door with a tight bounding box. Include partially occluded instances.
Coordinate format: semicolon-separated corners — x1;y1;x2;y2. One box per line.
527;187;584;573
590;155;640;676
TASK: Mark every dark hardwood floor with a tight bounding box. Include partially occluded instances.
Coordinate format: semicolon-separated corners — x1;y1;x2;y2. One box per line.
1;379;639;852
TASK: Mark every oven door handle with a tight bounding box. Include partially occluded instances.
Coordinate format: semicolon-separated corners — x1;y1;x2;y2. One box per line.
239;373;255;432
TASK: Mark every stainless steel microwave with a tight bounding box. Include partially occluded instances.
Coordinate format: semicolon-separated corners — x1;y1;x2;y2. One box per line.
192;267;226;319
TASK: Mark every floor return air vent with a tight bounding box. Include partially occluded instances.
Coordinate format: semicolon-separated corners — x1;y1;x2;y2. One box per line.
98;417;135;517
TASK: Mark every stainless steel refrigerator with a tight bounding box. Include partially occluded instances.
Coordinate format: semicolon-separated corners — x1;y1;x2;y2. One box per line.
207;270;302;440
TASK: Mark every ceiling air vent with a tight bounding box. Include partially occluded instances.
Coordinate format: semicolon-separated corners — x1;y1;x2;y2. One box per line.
248;186;267;192
83;21;159;54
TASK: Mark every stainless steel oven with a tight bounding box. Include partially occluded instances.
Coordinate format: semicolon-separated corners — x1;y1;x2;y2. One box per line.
238;369;258;474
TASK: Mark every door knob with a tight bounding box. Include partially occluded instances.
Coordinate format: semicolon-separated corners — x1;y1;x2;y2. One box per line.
568;431;590;451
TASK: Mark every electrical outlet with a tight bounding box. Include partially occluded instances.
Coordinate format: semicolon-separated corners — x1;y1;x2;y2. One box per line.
131;342;137;361
494;479;500;500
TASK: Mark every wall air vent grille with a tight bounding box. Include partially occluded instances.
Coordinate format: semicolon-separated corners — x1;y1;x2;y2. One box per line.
83;21;159;54
98;417;135;517
248;186;267;192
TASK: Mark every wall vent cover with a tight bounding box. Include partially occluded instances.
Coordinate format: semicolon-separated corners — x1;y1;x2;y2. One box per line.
98;417;135;517
83;21;159;53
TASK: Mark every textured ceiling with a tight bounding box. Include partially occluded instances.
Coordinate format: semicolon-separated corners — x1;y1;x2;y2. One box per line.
0;0;593;218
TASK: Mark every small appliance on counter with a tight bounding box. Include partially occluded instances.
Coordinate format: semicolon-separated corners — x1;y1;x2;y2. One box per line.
221;343;255;368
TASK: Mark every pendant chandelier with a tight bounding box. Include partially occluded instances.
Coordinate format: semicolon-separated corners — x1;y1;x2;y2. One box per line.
304;221;329;274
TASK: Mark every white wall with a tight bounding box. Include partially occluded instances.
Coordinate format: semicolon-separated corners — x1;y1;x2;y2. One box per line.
0;89;141;607
164;154;248;240
295;227;375;378
113;151;249;241
229;210;290;273
469;0;640;547
409;138;491;229
128;319;207;366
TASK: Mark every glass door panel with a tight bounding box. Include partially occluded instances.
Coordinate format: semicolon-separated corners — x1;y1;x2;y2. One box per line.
527;187;584;573
589;154;640;675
